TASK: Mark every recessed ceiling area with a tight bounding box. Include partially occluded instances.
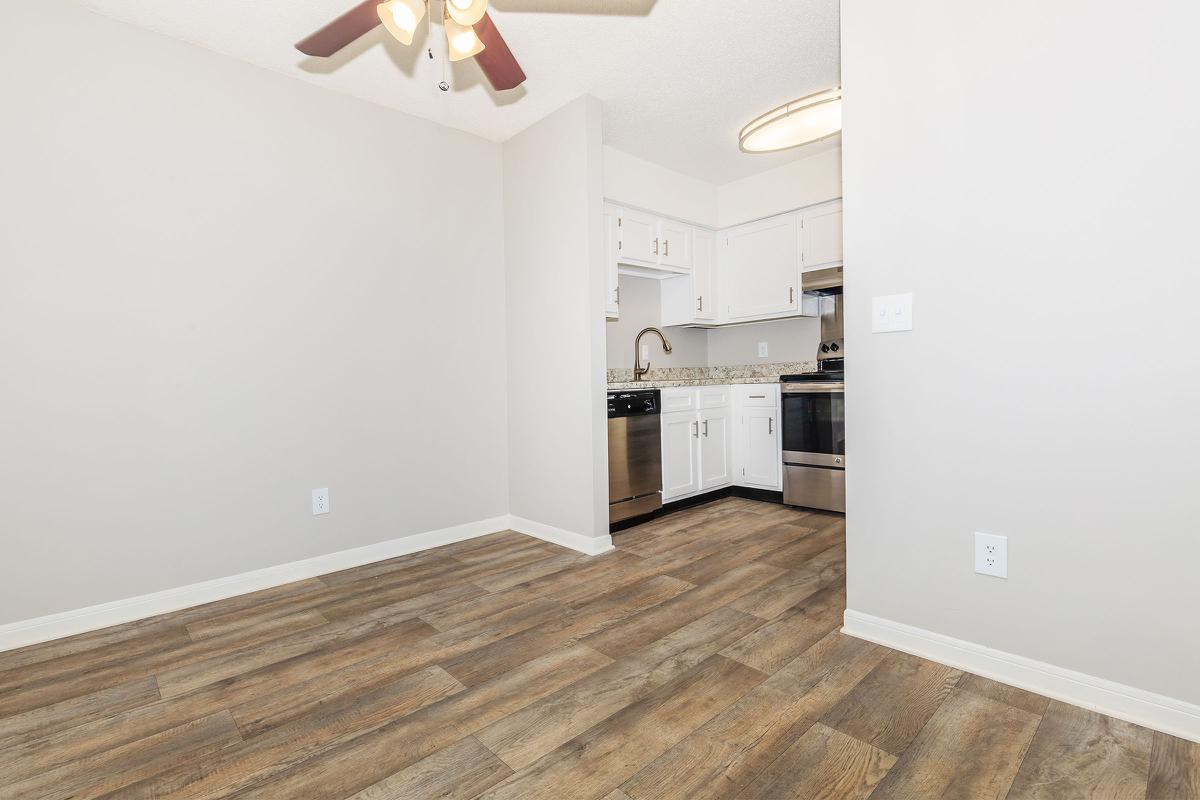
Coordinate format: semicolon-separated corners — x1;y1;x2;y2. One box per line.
76;0;840;183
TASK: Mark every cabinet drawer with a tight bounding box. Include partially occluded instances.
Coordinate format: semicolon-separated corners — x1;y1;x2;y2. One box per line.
696;385;731;409
660;388;697;413
737;385;779;407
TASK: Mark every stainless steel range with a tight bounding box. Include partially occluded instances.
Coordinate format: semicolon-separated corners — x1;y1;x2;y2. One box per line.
781;266;845;512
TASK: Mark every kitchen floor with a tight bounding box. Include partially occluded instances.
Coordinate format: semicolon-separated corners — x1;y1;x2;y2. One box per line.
1;498;1196;799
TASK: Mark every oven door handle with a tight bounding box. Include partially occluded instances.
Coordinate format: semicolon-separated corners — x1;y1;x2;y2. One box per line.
782;383;845;394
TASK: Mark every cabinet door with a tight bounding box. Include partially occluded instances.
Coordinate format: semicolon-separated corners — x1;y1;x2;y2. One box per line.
604;207;620;317
741;407;781;489
699;407;732;490
659;220;692;269
619;208;659;266
724;214;800;320
692;231;716;321
661;412;699;500
802;202;843;270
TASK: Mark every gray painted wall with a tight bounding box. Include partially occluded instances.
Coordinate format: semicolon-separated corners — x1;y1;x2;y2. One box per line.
843;0;1200;704
0;1;509;624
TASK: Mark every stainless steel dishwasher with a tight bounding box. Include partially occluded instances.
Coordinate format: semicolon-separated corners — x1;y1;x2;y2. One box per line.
607;389;662;523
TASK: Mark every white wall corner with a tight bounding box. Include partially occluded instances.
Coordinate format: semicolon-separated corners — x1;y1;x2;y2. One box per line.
507;515;614;556
0;516;511;654
842;609;1200;744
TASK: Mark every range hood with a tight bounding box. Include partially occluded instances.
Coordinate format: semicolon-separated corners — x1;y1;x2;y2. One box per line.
801;266;843;295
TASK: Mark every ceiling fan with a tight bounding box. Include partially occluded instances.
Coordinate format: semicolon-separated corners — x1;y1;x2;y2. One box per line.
295;0;526;91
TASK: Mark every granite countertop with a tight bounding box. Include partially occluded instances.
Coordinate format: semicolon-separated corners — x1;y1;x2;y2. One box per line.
607;362;818;390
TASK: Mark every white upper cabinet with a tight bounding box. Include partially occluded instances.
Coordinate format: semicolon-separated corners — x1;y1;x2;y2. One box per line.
723;213;801;320
691;231;716;321
658;220;692;270
619;208;660;267
604;204;620;318
800;200;843;271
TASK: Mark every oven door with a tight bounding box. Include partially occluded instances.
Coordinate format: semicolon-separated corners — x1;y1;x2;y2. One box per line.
781;382;846;467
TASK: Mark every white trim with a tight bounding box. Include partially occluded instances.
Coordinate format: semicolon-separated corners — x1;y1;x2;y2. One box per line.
0;516;510;654
506;515;614;556
842;609;1200;744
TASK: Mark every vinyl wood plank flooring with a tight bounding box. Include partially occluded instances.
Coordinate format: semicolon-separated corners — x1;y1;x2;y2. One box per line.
0;501;1181;800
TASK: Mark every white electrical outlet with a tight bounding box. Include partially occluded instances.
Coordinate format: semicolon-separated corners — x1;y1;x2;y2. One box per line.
640;343;650;361
974;532;1007;578
758;342;769;358
312;488;330;516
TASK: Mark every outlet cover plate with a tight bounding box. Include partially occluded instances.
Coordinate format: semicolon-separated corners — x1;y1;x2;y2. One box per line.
974;532;1007;578
312;488;330;516
758;342;769;358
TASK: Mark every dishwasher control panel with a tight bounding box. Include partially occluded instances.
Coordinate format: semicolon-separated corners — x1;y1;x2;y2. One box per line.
607;390;660;418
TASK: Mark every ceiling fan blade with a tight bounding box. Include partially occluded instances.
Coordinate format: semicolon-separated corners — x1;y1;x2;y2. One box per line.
472;12;527;90
295;0;382;57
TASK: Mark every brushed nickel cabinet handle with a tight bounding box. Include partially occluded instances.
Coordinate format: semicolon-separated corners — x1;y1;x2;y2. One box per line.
664;239;670;256
769;417;774;434
749;395;766;399
654;237;660;256
692;421;699;438
788;287;794;304
702;419;709;437
615;286;620;304
697;296;703;312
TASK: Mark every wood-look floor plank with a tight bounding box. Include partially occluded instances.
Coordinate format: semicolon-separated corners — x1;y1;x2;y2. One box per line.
1006;700;1152;800
0;609;331;717
866;687;1041;799
155;614;437;699
440;575;692;688
1;710;242;800
471;552;585;593
820;650;962;755
621;630;886;800
955;672;1051;717
477;655;768;800
347;735;512;800
719;584;846;674
229;643;613;800
0;676;159;751
476;606;766;771
112;666;465;800
665;523;815;586
1147;732;1200;799
753;517;846;571
581;561;786;660
732;722;895;800
730;541;845;620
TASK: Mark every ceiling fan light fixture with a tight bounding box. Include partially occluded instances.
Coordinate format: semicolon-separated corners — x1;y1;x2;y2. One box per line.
376;0;427;46
445;0;488;27
739;87;843;153
445;15;485;61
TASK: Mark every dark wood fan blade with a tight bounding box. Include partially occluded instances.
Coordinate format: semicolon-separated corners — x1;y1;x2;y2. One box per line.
295;0;382;57
473;12;527;90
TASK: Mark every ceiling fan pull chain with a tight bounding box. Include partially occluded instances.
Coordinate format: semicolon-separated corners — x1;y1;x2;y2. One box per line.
437;2;450;92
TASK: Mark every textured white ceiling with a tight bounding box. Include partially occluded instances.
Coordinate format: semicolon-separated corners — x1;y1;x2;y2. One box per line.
76;0;840;183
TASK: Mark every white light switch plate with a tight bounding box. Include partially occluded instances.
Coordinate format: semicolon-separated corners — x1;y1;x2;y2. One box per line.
872;293;914;333
975;532;1007;578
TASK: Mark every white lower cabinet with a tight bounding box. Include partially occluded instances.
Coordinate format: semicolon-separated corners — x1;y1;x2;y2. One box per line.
733;385;782;491
661;411;700;501
699;406;732;490
661;387;731;501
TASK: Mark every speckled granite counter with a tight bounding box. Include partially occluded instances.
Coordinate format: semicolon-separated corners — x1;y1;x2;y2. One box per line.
607;362;818;390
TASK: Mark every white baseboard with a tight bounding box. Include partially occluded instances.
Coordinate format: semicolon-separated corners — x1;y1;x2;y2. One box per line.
0;515;510;654
506;515;614;556
842;609;1200;744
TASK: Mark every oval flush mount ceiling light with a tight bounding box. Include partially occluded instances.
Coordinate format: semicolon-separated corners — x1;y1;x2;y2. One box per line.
739;87;843;153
